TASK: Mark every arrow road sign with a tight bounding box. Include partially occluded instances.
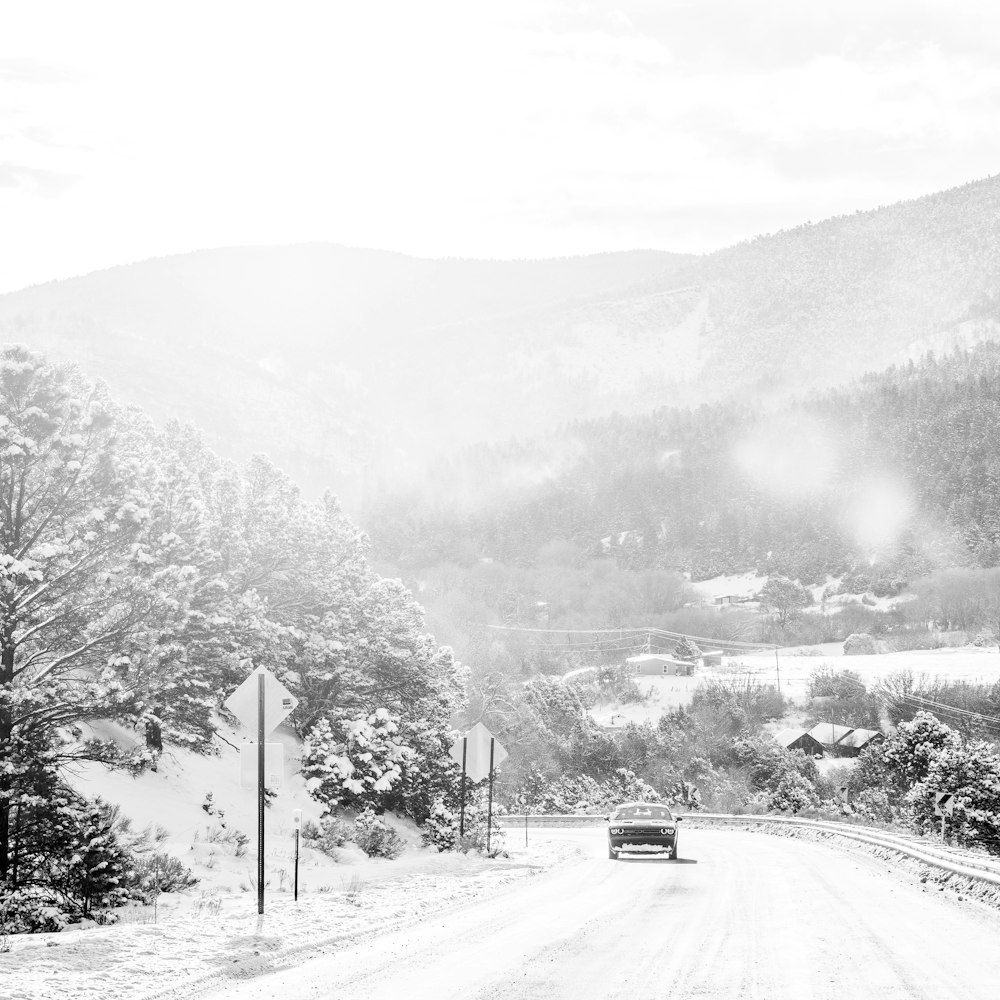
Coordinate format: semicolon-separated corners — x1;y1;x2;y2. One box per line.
224;666;298;736
934;792;955;816
450;722;508;782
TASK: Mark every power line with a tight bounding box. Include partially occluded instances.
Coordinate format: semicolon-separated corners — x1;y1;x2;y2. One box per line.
481;622;776;651
897;693;1000;729
884;695;1000;740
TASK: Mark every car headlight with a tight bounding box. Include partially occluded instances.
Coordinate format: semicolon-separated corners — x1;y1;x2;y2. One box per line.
661;827;675;835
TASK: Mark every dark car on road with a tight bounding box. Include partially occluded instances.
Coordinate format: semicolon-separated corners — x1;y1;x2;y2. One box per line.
607;802;682;860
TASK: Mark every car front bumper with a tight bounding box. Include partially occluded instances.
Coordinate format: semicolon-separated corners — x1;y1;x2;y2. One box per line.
608;828;677;854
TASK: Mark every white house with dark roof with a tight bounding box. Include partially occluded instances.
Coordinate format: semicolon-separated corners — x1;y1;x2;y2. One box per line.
626;654;694;676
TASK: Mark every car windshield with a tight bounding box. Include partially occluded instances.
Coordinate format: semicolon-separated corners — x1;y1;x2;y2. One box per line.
611;805;673;821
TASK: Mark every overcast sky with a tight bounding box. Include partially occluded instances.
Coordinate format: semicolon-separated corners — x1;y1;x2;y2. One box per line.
2;0;999;293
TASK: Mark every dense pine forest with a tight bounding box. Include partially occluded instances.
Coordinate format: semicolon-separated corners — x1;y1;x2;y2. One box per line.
365;344;1000;592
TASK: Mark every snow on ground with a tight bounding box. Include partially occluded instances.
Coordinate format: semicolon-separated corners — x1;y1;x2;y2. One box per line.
735;642;1000;706
589;644;1000;728
592;675;701;727
2;841;574;1000
1;723;580;1000
689;572;765;601
689;571;918;612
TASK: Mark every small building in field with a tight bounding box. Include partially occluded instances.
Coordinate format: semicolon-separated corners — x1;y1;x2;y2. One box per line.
774;729;825;756
807;722;856;751
833;728;885;756
699;649;725;668
626;654;694;676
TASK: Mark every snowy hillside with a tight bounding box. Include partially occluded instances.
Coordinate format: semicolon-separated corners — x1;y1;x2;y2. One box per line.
4;722;573;1000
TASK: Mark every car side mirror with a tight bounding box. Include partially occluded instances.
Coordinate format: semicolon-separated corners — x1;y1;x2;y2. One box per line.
604;814;611;821
676;815;684;822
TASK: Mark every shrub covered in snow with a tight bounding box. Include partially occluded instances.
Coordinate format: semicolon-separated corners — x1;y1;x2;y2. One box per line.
128;852;199;900
767;771;819;813
1;789;136;931
421;799;459;852
0;887;69;935
843;632;880;655
303;709;412;815
354;809;404;859
852;711;1000;851
302;816;352;859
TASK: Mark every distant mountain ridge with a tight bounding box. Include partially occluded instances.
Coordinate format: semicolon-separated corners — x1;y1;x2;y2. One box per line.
0;245;691;501
1;174;998;504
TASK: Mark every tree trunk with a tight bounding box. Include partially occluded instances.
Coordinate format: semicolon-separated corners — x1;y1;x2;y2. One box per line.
0;638;14;881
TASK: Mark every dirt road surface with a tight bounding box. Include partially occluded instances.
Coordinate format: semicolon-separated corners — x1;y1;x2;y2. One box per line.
208;827;1000;1000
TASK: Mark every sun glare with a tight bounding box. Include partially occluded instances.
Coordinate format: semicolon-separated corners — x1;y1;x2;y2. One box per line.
733;415;839;498
842;475;913;553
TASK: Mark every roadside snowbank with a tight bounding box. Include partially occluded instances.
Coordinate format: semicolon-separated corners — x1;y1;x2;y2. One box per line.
1;837;578;1000
0;716;579;1000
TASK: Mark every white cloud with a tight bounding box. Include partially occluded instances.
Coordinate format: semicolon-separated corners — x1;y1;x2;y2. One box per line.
2;1;1000;289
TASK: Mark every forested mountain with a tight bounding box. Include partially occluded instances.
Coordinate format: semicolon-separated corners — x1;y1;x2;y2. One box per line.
0;246;689;502
364;344;1000;590
0;174;999;507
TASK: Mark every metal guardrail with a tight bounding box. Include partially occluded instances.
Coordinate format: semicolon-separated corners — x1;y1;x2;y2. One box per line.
496;812;1000;886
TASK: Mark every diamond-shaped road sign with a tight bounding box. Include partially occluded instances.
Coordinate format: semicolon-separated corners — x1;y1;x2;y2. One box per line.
934;791;955;816
450;722;508;782
224;666;298;737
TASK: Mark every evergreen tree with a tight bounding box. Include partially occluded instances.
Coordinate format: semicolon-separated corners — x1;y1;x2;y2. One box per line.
0;348;155;881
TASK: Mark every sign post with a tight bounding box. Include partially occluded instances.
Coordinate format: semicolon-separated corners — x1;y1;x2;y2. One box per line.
292;809;302;902
459;737;468;837
224;666;298;915
450;723;508;847
934;791;955;842
486;738;496;854
257;673;265;914
515;792;529;847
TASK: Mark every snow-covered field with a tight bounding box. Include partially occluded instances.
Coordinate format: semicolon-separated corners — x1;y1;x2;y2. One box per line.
591;643;1000;728
736;642;1000;705
688;571;767;602
688;571;916;611
1;724;578;1000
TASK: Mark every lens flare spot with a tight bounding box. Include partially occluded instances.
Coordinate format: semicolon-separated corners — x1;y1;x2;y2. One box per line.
843;476;912;553
733;416;838;498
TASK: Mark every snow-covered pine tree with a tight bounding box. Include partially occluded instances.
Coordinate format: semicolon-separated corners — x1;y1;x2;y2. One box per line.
302;708;412;813
673;636;702;662
0;348;155;883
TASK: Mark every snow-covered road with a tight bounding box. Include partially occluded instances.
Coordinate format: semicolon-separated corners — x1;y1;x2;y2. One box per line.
207;827;1000;1000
